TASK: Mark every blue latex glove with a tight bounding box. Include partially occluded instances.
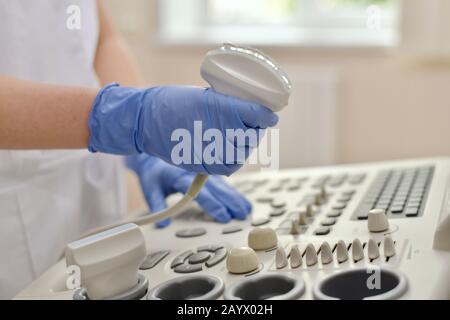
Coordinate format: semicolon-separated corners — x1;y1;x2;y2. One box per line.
89;84;278;176
126;154;252;228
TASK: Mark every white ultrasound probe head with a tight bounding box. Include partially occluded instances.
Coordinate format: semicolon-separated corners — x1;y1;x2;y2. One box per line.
201;43;292;112
78;44;291;236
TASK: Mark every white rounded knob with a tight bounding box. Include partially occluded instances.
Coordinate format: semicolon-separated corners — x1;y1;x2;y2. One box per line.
368;209;389;232
248;227;278;251
226;247;259;274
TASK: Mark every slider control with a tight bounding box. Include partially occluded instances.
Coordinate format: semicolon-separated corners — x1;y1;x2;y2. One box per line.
384;236;396;258
290;220;301;235
368;239;380;260
289;245;302;268
298;211;308;225
320;242;333;265
305;243;318;266
352;238;364;262
335;240;348;263
275;247;288;269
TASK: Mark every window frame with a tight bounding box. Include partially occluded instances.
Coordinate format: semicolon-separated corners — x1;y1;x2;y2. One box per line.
156;0;398;48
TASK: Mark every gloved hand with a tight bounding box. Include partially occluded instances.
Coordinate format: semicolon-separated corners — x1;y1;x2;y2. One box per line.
126;154;252;228
89;84;278;175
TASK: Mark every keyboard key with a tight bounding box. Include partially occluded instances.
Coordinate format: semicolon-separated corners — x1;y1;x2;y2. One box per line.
314;227;331;236
332;203;346;210
321;218;337;226
405;207;419;216
390;206;403;213
327;210;342;218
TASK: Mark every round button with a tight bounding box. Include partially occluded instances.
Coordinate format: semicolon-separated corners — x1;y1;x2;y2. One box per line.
248;227;278;251
226;247;259;274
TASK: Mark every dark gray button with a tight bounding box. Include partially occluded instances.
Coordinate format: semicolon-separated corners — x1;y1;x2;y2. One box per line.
170;250;194;268
140;250;170;270
287;184;301;191
205;248;228;267
255;197;274;203
271;201;286;209
332;203;346;210
357;214;368;220
222;225;243;234
270;208;285;217
320;218;337;226
337;196;352;203
175;227;207;238
327;210;342;218
251;217;271;226
174;263;202;273
269;185;283;192
314;227;331;236
390;206;403;213
342;189;356;196
188;252;211;264
197;244;223;252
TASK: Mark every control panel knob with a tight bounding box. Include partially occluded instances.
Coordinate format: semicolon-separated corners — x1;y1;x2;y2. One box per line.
290;220;301;235
226;247;259;274
351;238;364;262
305;243;318;266
298;211;308;225
335;240;348;263
275;247;288;269
320;242;333;265
248;227;278;251
289;245;303;268
297;204;316;218
368;209;389;232
65;223;147;300
368;238;380;259
383;236;396;258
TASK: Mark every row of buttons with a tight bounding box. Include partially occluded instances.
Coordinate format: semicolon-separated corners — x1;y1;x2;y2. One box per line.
275;237;396;269
312;173;366;189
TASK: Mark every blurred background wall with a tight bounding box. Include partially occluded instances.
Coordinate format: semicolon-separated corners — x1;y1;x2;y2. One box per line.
102;0;450;211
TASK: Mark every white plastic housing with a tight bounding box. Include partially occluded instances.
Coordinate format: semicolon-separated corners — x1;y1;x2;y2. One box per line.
201;44;292;112
65;223;147;300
